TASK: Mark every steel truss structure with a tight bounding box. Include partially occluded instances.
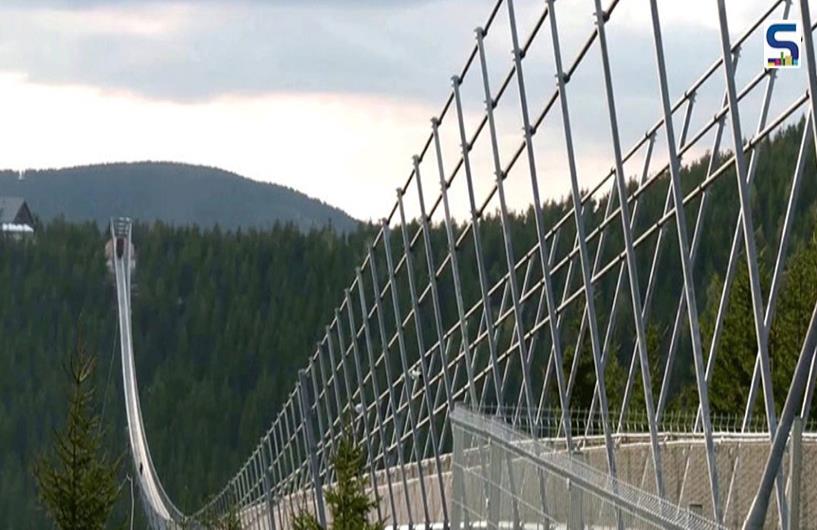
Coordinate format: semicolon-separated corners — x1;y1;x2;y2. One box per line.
112;0;817;529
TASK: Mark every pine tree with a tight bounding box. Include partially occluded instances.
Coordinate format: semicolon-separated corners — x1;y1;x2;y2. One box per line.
33;340;121;530
294;423;381;530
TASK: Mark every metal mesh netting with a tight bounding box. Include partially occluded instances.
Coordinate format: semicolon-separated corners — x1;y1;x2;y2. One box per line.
451;407;725;530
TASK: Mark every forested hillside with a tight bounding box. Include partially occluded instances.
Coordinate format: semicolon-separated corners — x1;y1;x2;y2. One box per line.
1;120;816;528
0;162;358;232
0;221;375;527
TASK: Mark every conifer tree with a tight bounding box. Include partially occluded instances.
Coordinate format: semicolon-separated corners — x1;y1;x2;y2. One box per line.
294;423;381;530
33;340;121;530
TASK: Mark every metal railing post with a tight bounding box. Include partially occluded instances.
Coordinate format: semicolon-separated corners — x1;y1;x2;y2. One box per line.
395;188;450;527
787;417;802;530
647;0;720;518
261;435;278;530
334;304;385;524
744;304;817;528
381;220;434;525
360;261;416;528
450;412;465;530
430;118;479;408
543;0;617;482
450;74;504;407
297;370;327;529
487;439;502;530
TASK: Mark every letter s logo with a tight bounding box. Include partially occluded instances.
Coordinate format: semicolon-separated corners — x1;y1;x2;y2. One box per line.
767;23;799;61
765;21;801;68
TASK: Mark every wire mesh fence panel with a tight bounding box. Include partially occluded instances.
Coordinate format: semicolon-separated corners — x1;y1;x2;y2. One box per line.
452;407;727;530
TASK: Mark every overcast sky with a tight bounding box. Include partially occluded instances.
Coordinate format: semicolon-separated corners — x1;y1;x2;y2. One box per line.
0;0;810;221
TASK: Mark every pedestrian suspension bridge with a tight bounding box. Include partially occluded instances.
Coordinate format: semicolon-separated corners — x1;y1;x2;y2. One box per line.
112;0;817;528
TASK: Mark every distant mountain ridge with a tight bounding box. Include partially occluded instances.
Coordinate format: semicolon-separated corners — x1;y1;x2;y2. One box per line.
0;162;358;232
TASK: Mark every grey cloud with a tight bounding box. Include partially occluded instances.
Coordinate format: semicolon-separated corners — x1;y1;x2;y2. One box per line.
0;0;793;148
3;0;443;6
0;1;487;102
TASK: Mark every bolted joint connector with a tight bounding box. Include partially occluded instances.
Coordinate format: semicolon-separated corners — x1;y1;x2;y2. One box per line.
395;187;404;198
732;45;742;60
411;154;421;166
474;26;486;38
512;47;526;60
451;74;462;86
430;117;441;127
